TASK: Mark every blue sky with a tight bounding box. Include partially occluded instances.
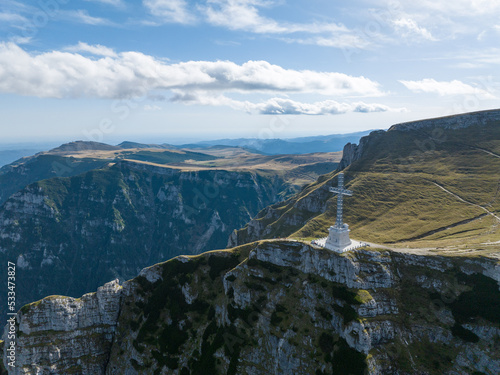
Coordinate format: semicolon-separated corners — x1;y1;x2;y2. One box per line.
0;0;499;144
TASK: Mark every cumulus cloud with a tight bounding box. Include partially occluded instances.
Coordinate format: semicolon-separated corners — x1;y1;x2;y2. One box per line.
0;43;384;100
143;0;195;24
0;43;397;115
399;78;496;98
254;98;398;115
171;91;402;115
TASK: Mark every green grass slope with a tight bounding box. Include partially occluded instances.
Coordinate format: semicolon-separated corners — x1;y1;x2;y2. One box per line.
230;116;500;251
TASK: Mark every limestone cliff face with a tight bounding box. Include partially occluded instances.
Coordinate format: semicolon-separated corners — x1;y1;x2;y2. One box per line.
337;130;382;171
2;280;122;375
4;240;499;375
338;109;500;171
0;161;289;325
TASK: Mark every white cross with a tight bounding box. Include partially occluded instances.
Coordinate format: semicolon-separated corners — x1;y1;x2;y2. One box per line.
329;172;352;228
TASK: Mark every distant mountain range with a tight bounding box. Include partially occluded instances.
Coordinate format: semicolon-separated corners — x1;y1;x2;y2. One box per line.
180;130;373;154
0;131;372;168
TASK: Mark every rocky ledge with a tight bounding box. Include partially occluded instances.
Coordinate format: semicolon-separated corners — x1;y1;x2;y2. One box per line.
3;240;499;375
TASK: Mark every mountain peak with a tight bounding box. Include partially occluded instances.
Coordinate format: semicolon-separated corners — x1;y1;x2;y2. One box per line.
48;141;120;153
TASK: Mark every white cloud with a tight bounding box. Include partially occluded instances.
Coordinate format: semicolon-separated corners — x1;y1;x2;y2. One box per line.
143;104;162;111
0;43;384;100
384;0;500;42
65;42;117;57
171;91;402;115
84;0;124;6
399;78;496;98
141;0;365;49
0;12;27;23
60;10;112;25
393;18;436;41
254;99;400;115
9;36;33;45
143;0;195;24
0;43;390;115
399;0;500;17
283;34;371;50
203;0;347;35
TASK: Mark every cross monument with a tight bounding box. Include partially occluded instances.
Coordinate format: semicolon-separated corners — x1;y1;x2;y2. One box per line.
312;172;366;252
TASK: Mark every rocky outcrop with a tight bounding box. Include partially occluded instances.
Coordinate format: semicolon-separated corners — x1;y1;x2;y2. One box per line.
338;109;500;171
4;240;499;375
3;280;122;375
338;130;383;170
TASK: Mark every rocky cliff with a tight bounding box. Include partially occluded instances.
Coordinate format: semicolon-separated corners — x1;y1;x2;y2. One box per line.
4;240;499;374
337;109;500;170
0;160;291;324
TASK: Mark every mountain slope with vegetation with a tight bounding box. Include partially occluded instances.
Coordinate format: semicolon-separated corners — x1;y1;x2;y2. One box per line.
0;154;110;205
4;240;499;374
0;141;341;205
229;110;500;253
0;160;295;322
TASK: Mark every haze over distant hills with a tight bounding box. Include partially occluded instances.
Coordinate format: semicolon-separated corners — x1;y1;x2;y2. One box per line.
0;130;371;168
184;130;373;154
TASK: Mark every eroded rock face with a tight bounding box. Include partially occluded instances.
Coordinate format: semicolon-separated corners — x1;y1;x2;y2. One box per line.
3;280;122;375
3;241;499;375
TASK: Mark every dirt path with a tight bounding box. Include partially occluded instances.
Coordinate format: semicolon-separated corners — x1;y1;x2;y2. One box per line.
473;146;500;159
432;182;500;222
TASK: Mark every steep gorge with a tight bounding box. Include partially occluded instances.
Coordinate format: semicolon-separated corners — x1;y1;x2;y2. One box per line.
0;160;291;322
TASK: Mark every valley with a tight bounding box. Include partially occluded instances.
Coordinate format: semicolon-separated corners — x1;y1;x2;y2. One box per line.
0;141;341;324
